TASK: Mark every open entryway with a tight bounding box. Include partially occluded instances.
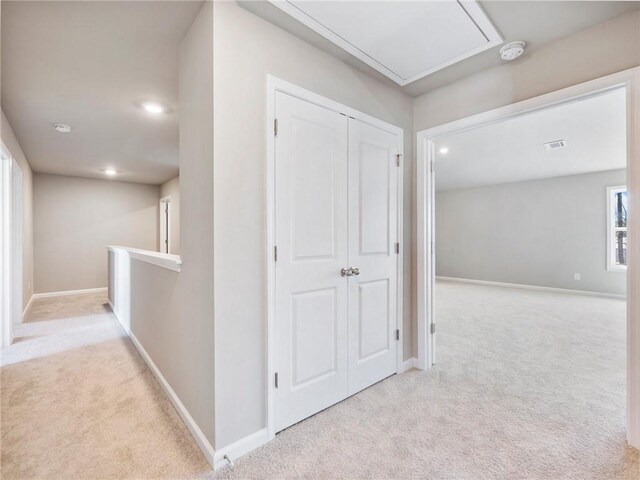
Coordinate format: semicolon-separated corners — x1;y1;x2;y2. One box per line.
268;79;404;433
417;69;640;450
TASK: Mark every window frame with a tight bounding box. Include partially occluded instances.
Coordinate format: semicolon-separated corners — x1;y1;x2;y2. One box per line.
607;184;628;272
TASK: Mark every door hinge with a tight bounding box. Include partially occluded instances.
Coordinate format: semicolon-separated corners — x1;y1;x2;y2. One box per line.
274;372;279;388
430;160;435;173
431;242;434;255
430;323;436;334
274;245;278;262
395;154;402;167
395;242;400;254
274;118;278;136
395;329;400;341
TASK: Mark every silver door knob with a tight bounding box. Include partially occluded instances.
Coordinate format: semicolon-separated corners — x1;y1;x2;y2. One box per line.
341;268;352;277
350;267;360;276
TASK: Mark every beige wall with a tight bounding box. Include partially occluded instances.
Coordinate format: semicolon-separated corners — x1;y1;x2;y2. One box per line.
2;110;34;310
160;176;180;255
33;173;158;293
172;0;215;445
213;0;414;449
436;169;627;296
414;10;640;132
101;2;215;452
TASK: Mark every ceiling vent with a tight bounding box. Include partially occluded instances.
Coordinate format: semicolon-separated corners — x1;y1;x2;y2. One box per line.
543;140;567;151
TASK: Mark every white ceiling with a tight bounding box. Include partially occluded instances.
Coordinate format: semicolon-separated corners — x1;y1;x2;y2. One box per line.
240;1;640;97
434;88;627;192
1;1;204;185
268;1;501;86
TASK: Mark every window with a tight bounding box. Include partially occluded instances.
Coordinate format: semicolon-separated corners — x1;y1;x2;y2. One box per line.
607;185;627;271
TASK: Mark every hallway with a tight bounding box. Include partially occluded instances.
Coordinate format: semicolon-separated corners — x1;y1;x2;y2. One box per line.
0;292;209;479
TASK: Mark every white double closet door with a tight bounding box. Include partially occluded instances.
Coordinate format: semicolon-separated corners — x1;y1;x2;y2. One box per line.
275;92;401;432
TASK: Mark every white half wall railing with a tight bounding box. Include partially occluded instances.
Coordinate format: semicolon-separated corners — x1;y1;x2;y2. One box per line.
106;247;215;466
107;246;182;333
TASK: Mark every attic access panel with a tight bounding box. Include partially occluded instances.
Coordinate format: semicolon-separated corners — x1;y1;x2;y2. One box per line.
269;0;502;86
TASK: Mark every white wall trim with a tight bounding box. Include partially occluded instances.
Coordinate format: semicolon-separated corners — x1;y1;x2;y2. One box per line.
127;330;215;467
22;294;34;319
107;246;182;272
32;287;107;299
417;67;640;449
265;75;405;445
1;152;11;347
159;195;172;254
213;428;269;471
436;276;627;300
399;357;418;373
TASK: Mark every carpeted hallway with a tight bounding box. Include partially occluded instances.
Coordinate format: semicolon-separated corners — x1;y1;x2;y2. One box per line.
0;292;210;479
2;284;639;479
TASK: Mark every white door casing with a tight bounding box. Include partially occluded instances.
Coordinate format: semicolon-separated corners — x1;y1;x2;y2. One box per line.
274;91;349;432
159;196;171;254
347;117;399;395
11;160;23;331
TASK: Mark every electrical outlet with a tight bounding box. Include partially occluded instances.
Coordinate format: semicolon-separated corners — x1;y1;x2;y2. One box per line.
574;273;581;281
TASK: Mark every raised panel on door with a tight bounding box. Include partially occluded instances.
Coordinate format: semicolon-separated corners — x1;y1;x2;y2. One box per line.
274;92;349;431
348;117;399;395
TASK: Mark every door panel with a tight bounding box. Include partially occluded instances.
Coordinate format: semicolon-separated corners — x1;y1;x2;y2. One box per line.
359;142;390;256
291;287;338;388
348;118;399;395
358;279;390;360
275;92;349;431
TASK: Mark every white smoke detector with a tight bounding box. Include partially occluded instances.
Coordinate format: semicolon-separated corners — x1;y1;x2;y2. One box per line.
500;41;526;61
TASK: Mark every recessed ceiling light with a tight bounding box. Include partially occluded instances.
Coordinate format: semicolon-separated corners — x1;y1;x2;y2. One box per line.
142;102;165;114
100;168;118;176
53;123;72;133
500;41;526;61
439;147;450;154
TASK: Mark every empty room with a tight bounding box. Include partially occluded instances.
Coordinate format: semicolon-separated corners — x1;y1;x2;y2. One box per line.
2;1;640;479
431;87;629;474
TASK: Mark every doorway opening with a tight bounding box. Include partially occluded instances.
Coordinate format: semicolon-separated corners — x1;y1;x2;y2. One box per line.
417;69;640;448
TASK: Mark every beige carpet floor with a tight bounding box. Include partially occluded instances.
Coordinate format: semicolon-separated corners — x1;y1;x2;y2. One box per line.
1;292;210;480
208;282;639;480
2;284;639;479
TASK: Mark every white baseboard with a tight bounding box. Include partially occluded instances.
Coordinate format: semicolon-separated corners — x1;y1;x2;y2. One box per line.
436;276;626;300
127;331;215;467
213;428;269;471
22;294;34;320
399;357;418;373
32;287;108;299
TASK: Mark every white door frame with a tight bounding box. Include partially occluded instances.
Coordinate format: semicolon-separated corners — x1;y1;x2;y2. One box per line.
1;141;22;348
159;195;171;254
265;75;404;440
416;67;640;448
